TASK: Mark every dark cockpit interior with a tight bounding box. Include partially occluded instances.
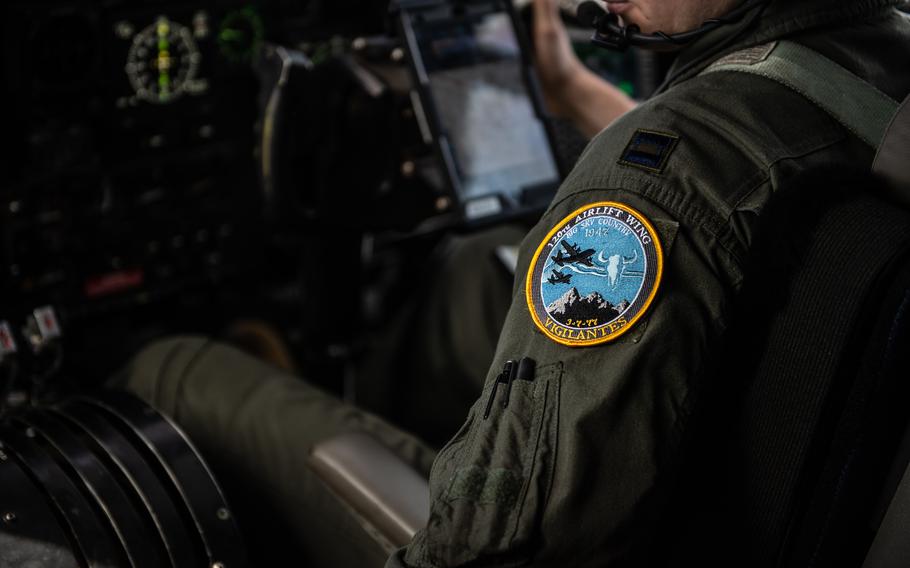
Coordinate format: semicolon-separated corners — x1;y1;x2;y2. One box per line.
2;1;910;566
0;2;659;564
0;0;659;399
4;1;376;382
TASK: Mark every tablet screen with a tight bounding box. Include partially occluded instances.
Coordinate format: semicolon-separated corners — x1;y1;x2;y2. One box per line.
413;8;560;204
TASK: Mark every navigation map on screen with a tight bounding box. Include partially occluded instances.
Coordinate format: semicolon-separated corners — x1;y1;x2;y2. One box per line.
415;11;560;202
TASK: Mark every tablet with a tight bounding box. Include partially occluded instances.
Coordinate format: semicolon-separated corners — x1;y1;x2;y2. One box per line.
398;0;564;222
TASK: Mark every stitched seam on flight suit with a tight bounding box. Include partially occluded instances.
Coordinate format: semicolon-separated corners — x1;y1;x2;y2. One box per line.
729;134;850;214
173;339;214;424
434;413;478;497
549;182;747;287
426;392;493;563
752;2;901;44
667;71;851;168
504;374;546;547
418;415;477;566
555;174;728;244
709;70;883;147
651;138;858;539
663;136;851;433
538;366;562;554
450;363;561;489
427;363;560;563
678;83;846;167
665;2;902;89
732;169;772;211
152;340;186;411
649;127;856;508
560;69;853;282
659;71;853;234
507;366;559;548
554;135;848;293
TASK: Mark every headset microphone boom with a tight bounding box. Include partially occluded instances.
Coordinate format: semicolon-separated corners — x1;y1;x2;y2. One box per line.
574;0;773;52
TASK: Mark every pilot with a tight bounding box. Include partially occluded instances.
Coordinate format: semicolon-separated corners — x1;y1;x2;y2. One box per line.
115;0;910;565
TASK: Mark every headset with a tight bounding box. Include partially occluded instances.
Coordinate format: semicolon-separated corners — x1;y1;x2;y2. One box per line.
576;0;773;52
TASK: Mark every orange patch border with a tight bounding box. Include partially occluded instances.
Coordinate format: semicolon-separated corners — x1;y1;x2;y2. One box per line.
525;201;664;347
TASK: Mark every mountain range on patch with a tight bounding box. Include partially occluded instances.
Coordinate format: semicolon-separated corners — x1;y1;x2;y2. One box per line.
546;287;629;325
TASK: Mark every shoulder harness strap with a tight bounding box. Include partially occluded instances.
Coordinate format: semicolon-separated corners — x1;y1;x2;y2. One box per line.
874;96;910;190
700;41;900;150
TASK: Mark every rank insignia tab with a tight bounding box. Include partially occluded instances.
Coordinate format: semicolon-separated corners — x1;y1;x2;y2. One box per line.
619;129;680;174
526;202;664;347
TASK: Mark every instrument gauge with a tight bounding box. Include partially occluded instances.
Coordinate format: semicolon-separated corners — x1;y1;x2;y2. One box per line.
126;17;202;104
218;6;264;63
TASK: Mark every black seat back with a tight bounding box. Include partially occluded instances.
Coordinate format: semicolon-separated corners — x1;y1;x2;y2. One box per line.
659;90;910;567
660;167;910;567
739;184;910;567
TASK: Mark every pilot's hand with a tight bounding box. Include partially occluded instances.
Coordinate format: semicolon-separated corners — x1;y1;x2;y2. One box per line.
531;0;637;138
532;0;584;118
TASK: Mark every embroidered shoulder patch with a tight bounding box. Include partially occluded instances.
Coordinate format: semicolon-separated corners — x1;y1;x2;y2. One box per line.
619;129;680;174
526;202;663;347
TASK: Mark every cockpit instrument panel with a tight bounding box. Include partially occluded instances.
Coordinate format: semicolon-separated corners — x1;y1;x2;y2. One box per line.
1;0;383;378
0;1;306;328
217;6;266;63
125;16;205;105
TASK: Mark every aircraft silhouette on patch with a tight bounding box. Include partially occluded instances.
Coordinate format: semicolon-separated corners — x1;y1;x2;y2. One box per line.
547;269;572;285
552;241;596;267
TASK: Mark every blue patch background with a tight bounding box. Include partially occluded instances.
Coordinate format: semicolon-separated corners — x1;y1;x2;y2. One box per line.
540;216;647;311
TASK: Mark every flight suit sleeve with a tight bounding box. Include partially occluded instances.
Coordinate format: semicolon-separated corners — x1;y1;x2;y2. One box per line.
384;177;743;566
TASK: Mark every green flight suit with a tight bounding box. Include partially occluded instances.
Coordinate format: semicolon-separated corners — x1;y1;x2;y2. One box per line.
391;1;910;566
116;0;910;566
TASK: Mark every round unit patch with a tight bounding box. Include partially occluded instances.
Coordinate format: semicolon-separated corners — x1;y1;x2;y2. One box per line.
526;202;663;347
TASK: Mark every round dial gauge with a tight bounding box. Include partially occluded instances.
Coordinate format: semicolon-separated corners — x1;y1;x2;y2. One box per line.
126;17;201;104
218;7;264;63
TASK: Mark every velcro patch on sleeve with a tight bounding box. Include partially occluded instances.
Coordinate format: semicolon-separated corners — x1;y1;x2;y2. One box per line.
526;202;663;347
618;129;680;174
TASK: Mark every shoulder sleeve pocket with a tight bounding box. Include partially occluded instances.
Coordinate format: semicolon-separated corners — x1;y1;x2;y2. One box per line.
405;362;563;567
